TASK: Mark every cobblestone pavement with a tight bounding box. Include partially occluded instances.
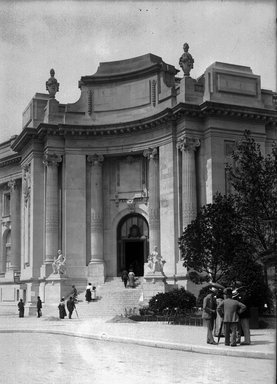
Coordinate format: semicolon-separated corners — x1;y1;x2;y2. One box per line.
0;333;275;384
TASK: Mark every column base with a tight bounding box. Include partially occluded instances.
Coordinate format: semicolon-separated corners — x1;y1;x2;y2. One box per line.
87;261;105;285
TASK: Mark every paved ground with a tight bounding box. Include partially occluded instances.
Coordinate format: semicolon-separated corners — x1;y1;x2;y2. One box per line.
0;332;275;384
0;314;275;360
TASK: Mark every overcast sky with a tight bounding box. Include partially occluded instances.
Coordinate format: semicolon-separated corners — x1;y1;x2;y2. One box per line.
0;0;276;142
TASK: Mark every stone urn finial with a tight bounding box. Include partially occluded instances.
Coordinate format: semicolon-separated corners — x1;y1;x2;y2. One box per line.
46;68;59;98
179;43;194;77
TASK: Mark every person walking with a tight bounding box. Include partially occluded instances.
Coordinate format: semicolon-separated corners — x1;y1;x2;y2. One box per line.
217;287;246;346
85;283;92;303
66;297;76;319
18;299;25;318
37;296;42;318
121;269;129;288
128;269;135;288
202;285;218;345
58;297;67;319
72;285;78;303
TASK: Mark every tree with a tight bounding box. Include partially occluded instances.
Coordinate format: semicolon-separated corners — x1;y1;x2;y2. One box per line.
179;193;253;283
226;130;277;258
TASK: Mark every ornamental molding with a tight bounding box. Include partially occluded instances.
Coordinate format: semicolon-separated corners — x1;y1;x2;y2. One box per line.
43;153;62;167
177;136;200;152
87;154;104;166
143;147;158;160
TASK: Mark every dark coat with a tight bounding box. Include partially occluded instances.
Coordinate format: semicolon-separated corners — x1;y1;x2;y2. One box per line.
66;299;75;313
58;301;67;319
121;270;129;281
217;298;246;323
37;299;42;310
202;293;217;320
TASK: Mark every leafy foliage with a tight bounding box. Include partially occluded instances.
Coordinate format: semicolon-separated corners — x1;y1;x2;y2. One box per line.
179;193;253;282
148;288;196;314
226;130;277;258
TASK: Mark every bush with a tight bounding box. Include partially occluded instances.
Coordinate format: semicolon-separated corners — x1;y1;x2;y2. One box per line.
148;288;196;314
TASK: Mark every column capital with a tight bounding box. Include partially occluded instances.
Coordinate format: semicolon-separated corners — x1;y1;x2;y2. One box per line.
87;154;104;166
143;147;158;160
177;136;200;152
43;153;62;167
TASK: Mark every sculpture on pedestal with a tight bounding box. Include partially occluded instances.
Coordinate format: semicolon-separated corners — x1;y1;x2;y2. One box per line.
179;43;194;77
46;69;59;98
147;246;166;274
52;250;66;275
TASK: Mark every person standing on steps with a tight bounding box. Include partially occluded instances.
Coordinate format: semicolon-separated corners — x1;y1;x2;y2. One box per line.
66;297;76;319
72;285;78;303
37;296;42;318
128;269;135;288
85;283;92;303
121;269;129;288
18;299;25;318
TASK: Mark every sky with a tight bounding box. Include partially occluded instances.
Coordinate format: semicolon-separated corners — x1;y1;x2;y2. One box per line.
0;0;276;142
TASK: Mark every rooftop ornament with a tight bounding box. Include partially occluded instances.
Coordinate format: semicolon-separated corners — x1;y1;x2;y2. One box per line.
179;42;194;77
46;68;59;98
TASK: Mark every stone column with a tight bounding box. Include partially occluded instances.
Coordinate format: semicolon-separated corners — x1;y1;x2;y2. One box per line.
43;154;62;263
87;154;105;283
143;148;160;252
7;179;21;272
177;136;200;229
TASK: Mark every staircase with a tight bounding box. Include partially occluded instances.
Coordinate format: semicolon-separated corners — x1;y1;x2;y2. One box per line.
44;277;144;319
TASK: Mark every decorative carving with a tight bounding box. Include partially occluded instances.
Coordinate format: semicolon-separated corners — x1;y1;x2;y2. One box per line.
152;80;157;106
88;90;93;115
46;69;59;98
52;250;66;275
125;155;136;164
143;147;158;160
43;153;62;167
87;154;104;166
127;199;136;212
146;246;166;274
114;193;120;208
7;179;17;191
22;164;31;207
179;43;194;77
177;136;200;152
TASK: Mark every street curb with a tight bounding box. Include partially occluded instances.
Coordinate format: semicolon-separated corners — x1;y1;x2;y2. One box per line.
0;329;274;360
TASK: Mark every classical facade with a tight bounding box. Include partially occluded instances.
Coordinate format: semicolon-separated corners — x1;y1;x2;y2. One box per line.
0;50;276;312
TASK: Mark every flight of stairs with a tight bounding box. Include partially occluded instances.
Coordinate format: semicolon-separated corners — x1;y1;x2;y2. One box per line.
44;277;144;319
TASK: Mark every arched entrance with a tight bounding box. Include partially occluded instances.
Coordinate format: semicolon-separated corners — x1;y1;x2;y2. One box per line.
117;213;149;276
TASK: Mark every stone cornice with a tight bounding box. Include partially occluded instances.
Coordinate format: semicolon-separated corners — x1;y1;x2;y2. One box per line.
9;101;277;154
0;154;21;168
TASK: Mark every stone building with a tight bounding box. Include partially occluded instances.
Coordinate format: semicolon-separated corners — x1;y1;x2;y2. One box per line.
0;50;276;313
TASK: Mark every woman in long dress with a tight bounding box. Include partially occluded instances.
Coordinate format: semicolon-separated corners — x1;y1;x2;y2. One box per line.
85;283;92;303
128;270;135;288
58;297;67;319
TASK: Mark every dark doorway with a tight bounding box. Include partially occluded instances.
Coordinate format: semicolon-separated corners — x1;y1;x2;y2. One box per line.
125;241;144;276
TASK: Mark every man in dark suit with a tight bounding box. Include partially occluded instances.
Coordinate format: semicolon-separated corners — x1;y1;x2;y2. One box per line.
202;286;218;344
217;287;246;346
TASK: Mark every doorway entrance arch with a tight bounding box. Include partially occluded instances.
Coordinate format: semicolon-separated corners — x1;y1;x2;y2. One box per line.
117;213;149;276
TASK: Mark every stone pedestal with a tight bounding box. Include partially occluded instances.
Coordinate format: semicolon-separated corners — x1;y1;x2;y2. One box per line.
40;264;54;279
45;274;68;303
142;274;168;304
87;261;105;285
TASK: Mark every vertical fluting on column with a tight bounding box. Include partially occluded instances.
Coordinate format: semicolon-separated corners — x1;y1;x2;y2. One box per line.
177;136;200;229
43;154;62;263
7;179;21;271
143;147;160;252
87;154;104;263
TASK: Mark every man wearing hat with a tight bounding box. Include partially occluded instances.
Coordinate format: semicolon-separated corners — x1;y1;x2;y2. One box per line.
217;287;246;346
232;282;251;345
202;284;219;345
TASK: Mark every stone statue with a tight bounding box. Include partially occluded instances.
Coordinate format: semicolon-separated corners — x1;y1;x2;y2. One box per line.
46;68;59;98
147;246;166;274
52;250;66;274
179;43;194;77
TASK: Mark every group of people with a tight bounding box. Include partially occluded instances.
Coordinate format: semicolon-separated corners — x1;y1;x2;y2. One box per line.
85;283;97;302
17;296;42;318
121;269;136;288
202;282;251;347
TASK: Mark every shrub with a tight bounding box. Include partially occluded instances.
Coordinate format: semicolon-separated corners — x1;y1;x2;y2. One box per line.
148;288;196;314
